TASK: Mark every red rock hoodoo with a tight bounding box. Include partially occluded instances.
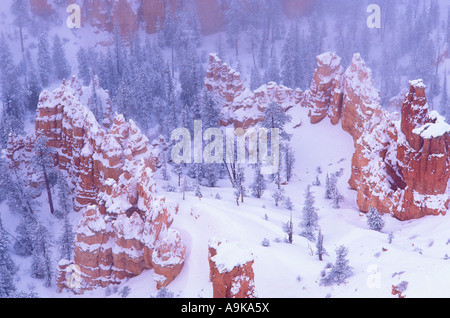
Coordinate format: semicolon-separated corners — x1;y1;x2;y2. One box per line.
7;78;185;293
208;237;257;298
204;53;302;129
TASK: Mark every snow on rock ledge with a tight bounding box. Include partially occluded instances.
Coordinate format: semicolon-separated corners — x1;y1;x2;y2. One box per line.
208;237;257;298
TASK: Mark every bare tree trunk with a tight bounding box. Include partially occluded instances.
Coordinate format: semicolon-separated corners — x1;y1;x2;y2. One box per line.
43;167;54;214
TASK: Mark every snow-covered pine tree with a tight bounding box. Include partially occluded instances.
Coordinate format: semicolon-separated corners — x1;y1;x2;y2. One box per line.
316;229;328;261
325;173;332;199
321;245;353;286
281;22;298;89
181;178;189;201
77;47;91;85
31;222;53;287
250;164;266;199
0;215;17;297
299;185;319;242
223;0;244;56
233;166;246;205
0;36;25;144
31;136;57;215
284;144;295;182
284;196;294;211
250;67;263;91
367;206;385;232
54;173;72;219
265;47;281;84
37;33;51;87
194;182;203;199
282;211;294;244
25;50;42;111
59;214;74;261
261;101;291;141
272;187;285;207
14;211;38;257
441;74;448;120
52;34;71;81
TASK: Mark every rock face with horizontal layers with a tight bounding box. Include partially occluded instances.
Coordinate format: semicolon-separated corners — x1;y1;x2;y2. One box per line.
349;79;450;220
208;237;257;298
204;53;302;129
7;78;184;293
302;52;344;125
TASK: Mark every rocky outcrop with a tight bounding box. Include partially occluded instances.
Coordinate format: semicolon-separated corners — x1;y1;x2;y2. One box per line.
349;79;450;220
302;52;344;125
204;53;302;129
341;53;383;142
205;51;449;221
208;237;257;298
7;78;185;293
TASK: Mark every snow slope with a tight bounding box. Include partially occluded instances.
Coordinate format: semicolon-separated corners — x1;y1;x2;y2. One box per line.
40;106;448;299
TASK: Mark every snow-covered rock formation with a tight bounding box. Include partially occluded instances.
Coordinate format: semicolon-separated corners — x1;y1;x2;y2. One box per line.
205;52;450;221
205;53;302;129
208;237;257;298
7;77;185;293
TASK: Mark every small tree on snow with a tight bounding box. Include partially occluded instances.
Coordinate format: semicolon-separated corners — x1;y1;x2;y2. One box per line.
250;164;266;199
321;245;353;286
299;186;319;242
272;188;285;207
367;206;385;232
31;223;53;287
316;229;328;261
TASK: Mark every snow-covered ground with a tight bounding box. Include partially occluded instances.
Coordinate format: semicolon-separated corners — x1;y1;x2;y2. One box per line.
1;1;450;299
4;103;450;299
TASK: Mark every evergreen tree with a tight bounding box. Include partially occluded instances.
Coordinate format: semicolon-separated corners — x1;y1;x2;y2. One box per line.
233;166;246;206
284;196;294;211
367;206;385;232
31;136;56;215
59;214;74;261
25;51;42;111
14;212;38;257
284;144;295;182
77;47;91;85
250;164;266;199
10;0;30;54
250;67;263;91
0;216;17;298
265;47;281;84
316;229;328;261
37;33;51;87
194;182;203;199
31;223;53;287
52;34;71;81
54;173;72;219
0;36;25;144
299;185;319;242
321;245;353;286
224;0;244;56
272;187;285;207
440;74;449;120
261;101;291;140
